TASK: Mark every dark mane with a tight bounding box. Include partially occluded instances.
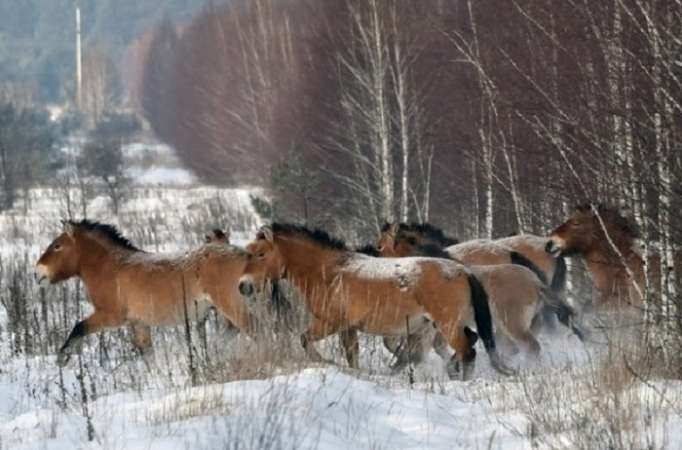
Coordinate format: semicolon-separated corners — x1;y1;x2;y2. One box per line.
576;203;639;239
260;223;347;250
212;229;227;239
69;219;141;252
398;222;459;247
355;243;381;256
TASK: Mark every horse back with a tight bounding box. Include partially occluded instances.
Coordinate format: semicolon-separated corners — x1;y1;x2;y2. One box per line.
447;240;511;266
496;235;556;281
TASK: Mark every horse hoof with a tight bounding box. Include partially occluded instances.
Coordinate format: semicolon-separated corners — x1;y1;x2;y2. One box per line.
461;361;475;381
445;359;460;380
490;353;517;377
56;351;71;367
390;362;407;375
494;361;517;377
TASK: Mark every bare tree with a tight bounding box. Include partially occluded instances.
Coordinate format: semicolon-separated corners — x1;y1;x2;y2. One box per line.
81;44;120;128
78;114;139;215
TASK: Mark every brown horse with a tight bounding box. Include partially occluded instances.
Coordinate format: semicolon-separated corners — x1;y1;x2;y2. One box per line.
546;204;655;307
379;223;572;328
35;220;259;366
377;230;583;362
238;223;514;379
203;228;291;323
496;234;567;295
378;222;566;294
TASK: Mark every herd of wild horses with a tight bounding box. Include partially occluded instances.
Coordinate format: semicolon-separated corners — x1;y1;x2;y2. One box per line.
33;203;666;379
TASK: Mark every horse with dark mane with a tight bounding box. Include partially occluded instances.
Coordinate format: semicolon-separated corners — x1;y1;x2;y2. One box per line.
546;204;658;307
379;222;566;295
375;230;584;367
238;223;515;380
35;220;261;366
378;222;570;328
204;228;291;326
380;222;459;247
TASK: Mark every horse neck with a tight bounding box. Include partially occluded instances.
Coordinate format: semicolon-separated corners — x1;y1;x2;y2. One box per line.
76;235;135;299
277;238;342;296
586;225;637;265
584;235;644;289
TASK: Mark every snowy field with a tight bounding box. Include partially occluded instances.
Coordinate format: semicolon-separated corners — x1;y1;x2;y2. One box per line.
0;172;680;449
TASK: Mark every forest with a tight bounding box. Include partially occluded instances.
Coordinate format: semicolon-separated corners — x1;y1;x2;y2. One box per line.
0;0;209;102
141;0;680;306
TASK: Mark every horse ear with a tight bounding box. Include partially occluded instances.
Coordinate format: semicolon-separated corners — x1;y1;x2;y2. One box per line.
380;223;398;248
62;220;75;237
261;226;274;243
214;229;227;240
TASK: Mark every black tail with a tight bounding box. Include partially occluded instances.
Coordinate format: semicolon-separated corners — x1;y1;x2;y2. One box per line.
510;251;548;285
550;256;567;294
466;273;496;353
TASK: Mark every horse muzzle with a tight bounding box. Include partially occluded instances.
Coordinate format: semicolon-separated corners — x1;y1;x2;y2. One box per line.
238;277;255;298
545;238;564;257
34;264;51;286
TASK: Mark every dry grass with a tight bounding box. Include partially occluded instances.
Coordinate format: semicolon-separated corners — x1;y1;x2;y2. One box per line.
517;310;679;450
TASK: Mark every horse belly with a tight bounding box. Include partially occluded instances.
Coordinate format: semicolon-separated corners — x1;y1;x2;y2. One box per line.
124;290;210;327
359;302;430;336
369;314;432;337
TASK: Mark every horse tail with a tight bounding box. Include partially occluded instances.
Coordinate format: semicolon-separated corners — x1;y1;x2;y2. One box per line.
510;251;548;285
466;273;515;375
540;285;586;341
466;273;495;354
550;256;567;294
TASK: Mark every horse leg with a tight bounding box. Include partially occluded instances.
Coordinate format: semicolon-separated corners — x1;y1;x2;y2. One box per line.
538;304;558;333
496;328;521;356
383;336;403;356
516;330;541;359
390;331;428;373
300;318;341;364
442;326;478;381
504;311;541;359
383;335;413;372
339;328;359;369
58;310;124;367
225;306;260;339
432;329;453;362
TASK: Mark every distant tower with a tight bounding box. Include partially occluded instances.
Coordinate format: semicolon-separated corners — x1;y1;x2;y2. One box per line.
76;3;82;110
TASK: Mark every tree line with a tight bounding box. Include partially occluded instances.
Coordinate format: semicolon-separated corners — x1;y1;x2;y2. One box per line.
141;0;680;305
0;0;210;103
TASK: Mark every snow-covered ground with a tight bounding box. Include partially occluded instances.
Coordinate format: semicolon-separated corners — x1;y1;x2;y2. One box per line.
0;162;680;449
0;332;679;450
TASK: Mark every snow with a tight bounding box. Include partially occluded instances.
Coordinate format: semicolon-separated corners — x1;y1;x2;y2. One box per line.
447;239;511;258
342;254;464;286
127;166;196;186
0;346;679;450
